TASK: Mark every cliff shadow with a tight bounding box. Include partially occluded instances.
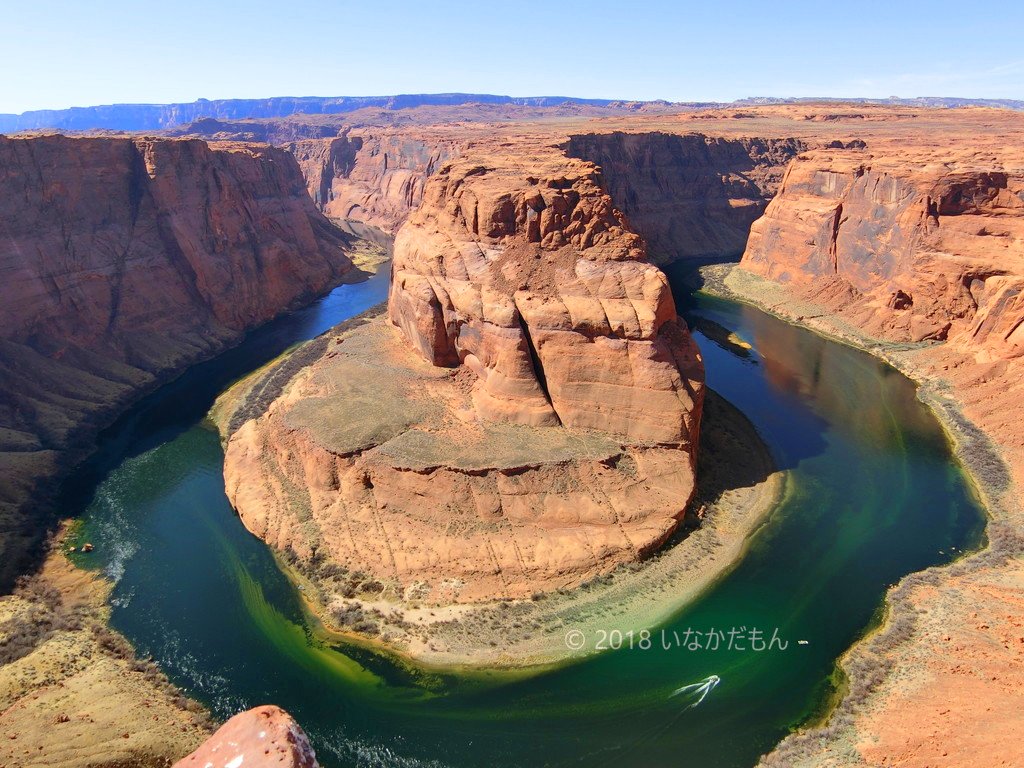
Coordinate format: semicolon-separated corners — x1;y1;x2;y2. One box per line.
562;131;804;264
698;389;774;501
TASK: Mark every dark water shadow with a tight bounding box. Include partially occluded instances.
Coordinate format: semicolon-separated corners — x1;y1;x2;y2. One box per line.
663;259;833;475
695;390;774;501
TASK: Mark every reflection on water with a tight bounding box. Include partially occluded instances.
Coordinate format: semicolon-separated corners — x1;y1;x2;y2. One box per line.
68;265;985;768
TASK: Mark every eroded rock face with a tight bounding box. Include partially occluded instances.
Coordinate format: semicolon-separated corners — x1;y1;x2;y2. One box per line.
290;130;458;231
389;153;704;444
0;134;354;588
565;132;805;263
222;147;704;605
742;148;1024;358
173;706;318;768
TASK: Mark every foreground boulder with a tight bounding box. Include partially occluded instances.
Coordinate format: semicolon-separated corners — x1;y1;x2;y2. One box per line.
173;706;318;768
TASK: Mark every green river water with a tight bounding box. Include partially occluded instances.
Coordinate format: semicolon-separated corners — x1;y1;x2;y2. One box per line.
63;259;985;767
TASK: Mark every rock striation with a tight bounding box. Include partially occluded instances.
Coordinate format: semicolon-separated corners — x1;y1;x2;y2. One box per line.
389;153;703;442
290;129;458;231
221;147;704;605
173;706;318;768
742;147;1024;358
0;134;355;588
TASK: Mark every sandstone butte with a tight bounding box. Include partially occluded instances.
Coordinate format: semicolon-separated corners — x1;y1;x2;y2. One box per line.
3;103;1024;767
222;146;706;603
0;134;358;589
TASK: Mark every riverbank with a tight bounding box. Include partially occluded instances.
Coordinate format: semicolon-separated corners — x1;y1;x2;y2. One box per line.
696;263;1024;768
0;524;213;768
215;318;784;668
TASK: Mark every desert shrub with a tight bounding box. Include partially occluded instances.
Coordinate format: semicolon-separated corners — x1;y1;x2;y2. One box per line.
0;577;85;665
93;624;135;659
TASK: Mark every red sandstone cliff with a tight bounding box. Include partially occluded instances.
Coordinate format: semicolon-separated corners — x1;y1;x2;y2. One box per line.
389;151;704;443
565;132;805;262
742;147;1024;358
0;134;355;586
289;129;458;231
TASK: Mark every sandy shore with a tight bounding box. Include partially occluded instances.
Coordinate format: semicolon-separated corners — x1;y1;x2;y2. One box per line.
697;264;1024;768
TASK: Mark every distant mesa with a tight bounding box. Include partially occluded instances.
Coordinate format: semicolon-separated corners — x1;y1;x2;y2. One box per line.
3;93;1022;134
0;93;665;133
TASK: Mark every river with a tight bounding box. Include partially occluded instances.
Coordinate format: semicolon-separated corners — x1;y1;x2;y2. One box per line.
64;255;985;768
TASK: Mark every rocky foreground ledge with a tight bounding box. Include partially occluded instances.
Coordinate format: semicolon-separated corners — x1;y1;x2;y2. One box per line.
174;706;319;768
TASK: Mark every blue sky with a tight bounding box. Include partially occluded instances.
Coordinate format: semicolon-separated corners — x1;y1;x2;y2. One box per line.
2;0;1022;113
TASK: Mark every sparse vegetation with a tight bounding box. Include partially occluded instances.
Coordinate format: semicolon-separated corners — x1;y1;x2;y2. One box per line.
0;576;84;665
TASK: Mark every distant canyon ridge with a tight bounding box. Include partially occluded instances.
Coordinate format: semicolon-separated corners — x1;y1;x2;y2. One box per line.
2;92;1022;133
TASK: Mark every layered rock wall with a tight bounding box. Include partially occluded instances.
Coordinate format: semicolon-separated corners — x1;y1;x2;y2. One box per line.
290;130;458;231
0;134;354;587
389;153;704;444
741;148;1024;358
564;132;804;263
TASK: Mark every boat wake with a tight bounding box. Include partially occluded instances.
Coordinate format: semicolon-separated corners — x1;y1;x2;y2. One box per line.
670;674;720;709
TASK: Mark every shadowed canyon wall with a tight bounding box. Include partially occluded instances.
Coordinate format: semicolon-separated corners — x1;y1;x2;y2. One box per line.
0;134;355;588
167;119;462;234
564;132;805;263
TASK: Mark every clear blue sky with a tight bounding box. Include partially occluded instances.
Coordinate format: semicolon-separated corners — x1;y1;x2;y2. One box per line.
2;0;1022;113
